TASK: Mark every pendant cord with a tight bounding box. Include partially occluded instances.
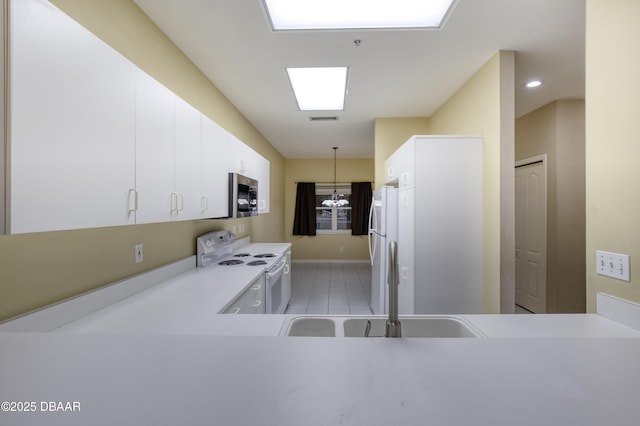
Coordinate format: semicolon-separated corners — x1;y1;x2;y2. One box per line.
332;147;338;200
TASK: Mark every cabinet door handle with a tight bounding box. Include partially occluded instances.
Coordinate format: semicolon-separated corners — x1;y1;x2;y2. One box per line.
251;284;262;290
178;193;184;212
400;172;410;185
259;199;266;211
201;195;209;212
231;307;240;314
284;264;290;274
387;167;395;177
252;300;262;307
170;192;178;212
128;188;138;212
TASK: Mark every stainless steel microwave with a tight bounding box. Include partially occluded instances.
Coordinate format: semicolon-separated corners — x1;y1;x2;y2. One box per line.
229;173;258;218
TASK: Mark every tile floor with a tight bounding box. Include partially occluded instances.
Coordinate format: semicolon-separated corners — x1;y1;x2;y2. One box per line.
284;261;533;316
285;262;373;315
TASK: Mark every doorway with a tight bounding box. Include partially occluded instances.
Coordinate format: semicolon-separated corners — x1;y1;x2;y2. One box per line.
515;155;547;313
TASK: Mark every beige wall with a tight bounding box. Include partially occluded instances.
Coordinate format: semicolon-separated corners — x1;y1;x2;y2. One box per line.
0;0;285;321
516;100;586;313
373;118;430;188
372;52;514;314
285;158;374;260
585;0;640;311
427;51;515;314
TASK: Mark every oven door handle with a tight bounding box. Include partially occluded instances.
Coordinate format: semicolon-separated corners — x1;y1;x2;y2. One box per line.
267;259;286;280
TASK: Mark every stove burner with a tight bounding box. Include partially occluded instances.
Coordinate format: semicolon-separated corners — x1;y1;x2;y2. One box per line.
233;253;251;257
247;260;267;266
254;253;276;258
218;259;245;266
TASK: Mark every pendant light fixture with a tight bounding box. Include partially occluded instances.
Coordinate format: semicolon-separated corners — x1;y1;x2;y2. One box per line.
322;146;349;207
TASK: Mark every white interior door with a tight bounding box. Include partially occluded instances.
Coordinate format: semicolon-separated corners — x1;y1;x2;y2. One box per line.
515;156;547;313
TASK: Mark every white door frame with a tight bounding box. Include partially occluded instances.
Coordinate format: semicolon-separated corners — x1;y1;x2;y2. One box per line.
515;154;547;313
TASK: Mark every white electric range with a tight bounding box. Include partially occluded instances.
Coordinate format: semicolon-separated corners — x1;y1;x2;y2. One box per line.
197;231;291;314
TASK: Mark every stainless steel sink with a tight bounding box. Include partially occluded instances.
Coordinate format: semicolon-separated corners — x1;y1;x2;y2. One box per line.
343;317;480;338
283;316;482;338
286;317;335;337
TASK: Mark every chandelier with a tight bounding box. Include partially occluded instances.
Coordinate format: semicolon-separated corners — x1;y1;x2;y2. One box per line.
322;147;349;207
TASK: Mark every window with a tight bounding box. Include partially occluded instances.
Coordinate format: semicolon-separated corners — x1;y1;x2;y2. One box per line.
315;183;351;233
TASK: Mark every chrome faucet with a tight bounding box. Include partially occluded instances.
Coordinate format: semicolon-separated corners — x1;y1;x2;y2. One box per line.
385;241;401;338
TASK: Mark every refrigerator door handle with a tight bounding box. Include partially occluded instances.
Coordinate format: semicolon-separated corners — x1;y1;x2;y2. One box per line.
368;195;376;233
368;232;378;267
368;195;377;266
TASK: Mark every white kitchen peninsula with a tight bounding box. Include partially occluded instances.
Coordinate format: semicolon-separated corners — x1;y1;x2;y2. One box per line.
2;292;640;425
1;329;639;426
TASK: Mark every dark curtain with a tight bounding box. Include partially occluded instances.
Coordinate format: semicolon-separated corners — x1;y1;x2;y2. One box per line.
293;182;317;236
351;182;372;235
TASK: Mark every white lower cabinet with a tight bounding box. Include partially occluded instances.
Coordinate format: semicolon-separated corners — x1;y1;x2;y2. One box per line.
222;275;266;314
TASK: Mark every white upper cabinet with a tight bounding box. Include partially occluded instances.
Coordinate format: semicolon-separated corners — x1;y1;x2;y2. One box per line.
9;0;136;233
8;0;271;232
241;145;270;214
384;137;415;188
134;69;176;224
201;116;234;218
174;97;203;220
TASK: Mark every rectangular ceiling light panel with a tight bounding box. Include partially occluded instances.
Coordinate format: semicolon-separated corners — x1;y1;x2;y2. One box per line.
286;67;348;111
264;0;456;30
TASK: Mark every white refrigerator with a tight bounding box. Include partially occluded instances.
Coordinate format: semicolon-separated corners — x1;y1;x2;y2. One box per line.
368;186;399;315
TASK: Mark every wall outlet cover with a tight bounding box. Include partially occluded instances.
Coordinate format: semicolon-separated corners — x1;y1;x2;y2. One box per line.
135;243;144;264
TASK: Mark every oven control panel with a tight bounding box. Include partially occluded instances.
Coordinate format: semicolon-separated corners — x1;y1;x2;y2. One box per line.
196;230;236;267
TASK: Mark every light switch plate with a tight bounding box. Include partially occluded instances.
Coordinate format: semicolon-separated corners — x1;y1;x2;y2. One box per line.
596;250;630;281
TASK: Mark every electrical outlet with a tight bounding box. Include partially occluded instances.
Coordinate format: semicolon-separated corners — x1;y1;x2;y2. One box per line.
135;243;144;264
596;250;630;281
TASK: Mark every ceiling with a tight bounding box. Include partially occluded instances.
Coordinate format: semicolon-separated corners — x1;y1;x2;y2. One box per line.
133;0;585;159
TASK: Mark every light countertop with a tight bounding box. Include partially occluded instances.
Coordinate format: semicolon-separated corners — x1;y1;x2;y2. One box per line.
3;247;640;425
2;333;640;426
51;242;292;335
461;313;640;338
52;266;273;334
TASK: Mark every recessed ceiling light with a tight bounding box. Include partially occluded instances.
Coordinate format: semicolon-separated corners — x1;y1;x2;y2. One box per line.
525;80;542;88
263;0;457;30
286;67;348;111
